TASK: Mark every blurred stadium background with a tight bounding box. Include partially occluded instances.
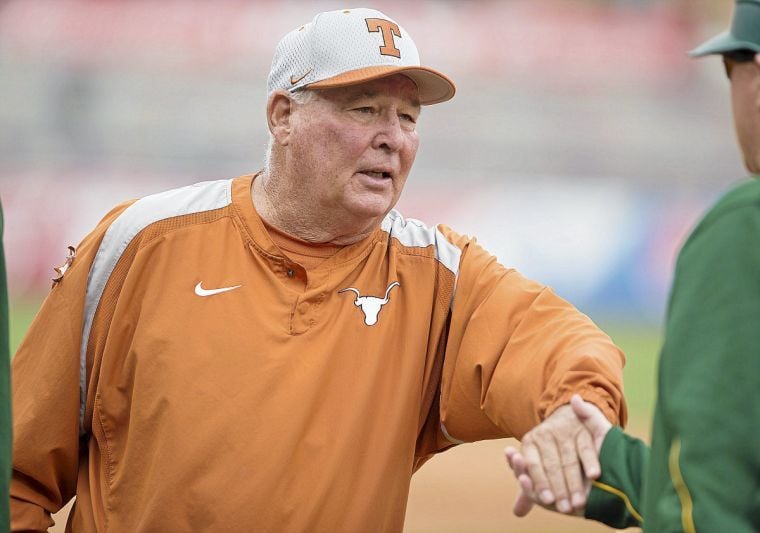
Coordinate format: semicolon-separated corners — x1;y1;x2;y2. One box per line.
1;0;738;531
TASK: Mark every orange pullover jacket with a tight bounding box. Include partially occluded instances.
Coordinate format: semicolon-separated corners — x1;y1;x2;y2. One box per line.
11;175;626;532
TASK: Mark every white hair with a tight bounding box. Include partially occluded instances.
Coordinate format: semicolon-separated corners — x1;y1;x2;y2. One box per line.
264;89;319;172
289;89;318;105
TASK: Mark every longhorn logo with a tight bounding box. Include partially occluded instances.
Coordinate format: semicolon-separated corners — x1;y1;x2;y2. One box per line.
338;281;400;326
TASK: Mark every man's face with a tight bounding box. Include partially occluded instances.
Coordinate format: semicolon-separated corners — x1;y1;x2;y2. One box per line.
726;54;760;173
285;74;421;228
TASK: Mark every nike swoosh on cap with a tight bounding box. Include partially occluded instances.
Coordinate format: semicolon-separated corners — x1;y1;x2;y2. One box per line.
194;282;242;297
290;68;312;85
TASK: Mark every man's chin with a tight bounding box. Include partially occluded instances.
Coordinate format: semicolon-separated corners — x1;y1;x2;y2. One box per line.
344;195;395;225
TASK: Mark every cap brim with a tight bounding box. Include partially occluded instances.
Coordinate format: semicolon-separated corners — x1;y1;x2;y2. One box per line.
689;30;760;57
307;65;456;105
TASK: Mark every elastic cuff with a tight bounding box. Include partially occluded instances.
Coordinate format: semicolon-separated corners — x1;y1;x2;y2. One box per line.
543;387;623;427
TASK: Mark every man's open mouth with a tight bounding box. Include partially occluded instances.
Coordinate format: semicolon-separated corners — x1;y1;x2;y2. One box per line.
360;170;392;179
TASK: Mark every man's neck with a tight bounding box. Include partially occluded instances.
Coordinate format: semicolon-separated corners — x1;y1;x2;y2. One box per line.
252;171;378;246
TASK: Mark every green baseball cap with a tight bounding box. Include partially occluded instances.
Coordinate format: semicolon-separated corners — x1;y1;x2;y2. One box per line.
690;0;760;57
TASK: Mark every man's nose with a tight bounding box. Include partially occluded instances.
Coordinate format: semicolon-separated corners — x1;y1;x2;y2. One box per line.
373;112;404;152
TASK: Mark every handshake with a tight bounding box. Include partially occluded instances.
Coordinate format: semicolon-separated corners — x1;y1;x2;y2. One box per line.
504;394;612;518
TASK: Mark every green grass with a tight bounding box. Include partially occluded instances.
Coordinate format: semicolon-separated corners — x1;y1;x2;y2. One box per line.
9;298;43;356
602;324;662;430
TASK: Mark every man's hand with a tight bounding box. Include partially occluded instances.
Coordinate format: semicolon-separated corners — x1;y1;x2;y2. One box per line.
569;393;612;450
505;447;588;517
503;395;613;516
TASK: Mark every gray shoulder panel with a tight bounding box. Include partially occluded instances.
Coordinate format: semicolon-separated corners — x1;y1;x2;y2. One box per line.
380;209;462;276
79;179;233;434
380;209;462;310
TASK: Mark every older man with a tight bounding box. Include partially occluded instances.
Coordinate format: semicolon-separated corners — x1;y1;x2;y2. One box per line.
11;8;626;531
506;1;760;530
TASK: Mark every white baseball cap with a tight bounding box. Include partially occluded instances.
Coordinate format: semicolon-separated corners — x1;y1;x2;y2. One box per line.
267;8;456;105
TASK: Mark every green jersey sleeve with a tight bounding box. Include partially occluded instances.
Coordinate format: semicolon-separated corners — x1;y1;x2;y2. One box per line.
585;426;647;529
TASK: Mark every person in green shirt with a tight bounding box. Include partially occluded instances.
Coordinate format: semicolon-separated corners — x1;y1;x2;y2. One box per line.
505;1;760;530
0;200;11;532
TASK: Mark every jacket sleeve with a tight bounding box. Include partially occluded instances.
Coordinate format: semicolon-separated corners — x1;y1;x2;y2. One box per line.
435;227;627;445
640;198;760;532
585;426;647;529
10;204;127;532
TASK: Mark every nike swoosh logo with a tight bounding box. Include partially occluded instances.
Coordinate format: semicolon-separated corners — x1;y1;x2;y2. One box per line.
195;282;242;297
290;68;312;85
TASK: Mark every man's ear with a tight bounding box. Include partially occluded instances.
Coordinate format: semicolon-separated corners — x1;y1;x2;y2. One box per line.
267;91;295;146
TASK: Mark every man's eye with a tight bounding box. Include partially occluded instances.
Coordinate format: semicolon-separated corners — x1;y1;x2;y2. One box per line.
354;107;374;114
400;114;417;124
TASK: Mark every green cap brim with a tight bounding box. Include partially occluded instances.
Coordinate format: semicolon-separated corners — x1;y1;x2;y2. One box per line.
689;1;760;57
689;30;760;57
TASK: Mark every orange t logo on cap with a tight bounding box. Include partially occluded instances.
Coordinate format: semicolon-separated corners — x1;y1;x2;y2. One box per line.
365;18;401;58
